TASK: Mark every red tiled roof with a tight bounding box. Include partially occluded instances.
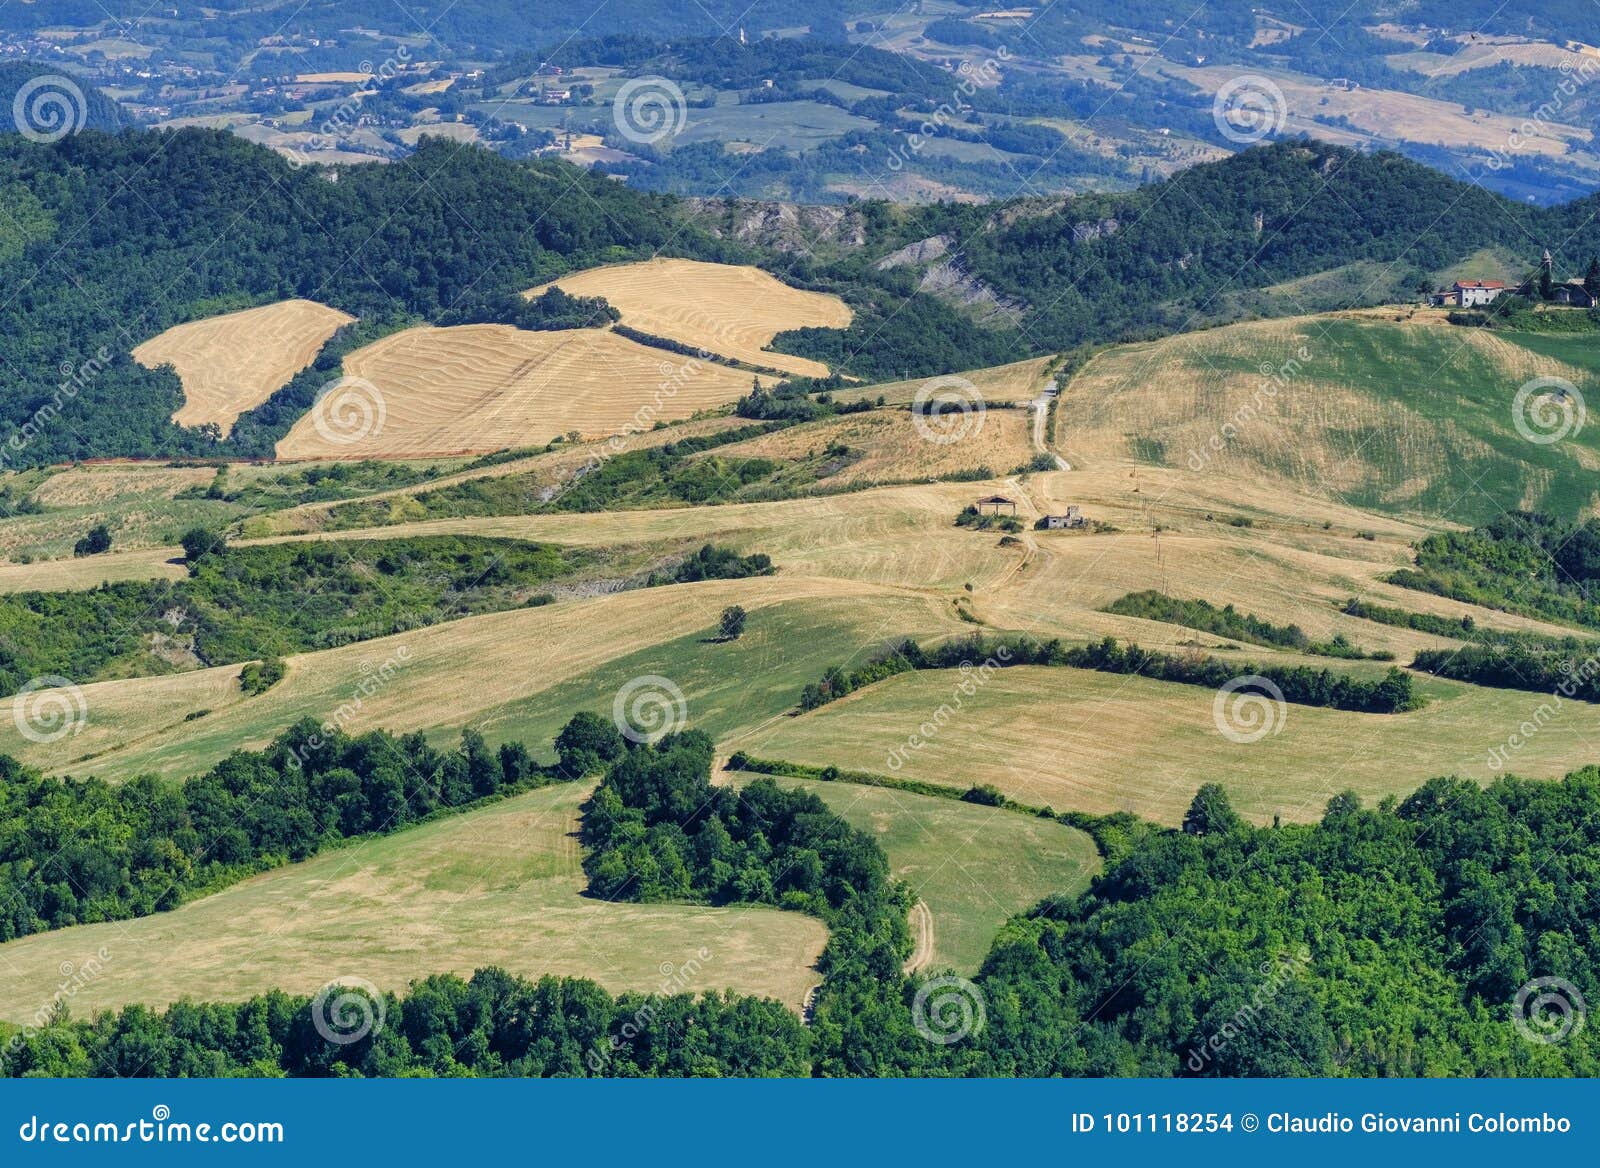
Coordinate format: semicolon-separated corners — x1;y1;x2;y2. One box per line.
1453;280;1506;289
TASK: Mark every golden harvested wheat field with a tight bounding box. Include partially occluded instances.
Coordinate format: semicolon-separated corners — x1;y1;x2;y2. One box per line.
133;299;355;434
275;323;763;459
28;464;215;507
526;258;852;377
0;782;827;1022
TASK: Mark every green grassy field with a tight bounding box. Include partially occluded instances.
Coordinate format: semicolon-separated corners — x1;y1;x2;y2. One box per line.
674;100;875;152
729;773;1099;973
0;782;828;1023
464;593;953;761
1067;313;1600;522
735;664;1600;825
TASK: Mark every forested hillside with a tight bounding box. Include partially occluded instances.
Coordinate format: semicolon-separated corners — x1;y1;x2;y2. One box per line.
0;128;1582;463
0;130;725;464
806;142;1530;358
0;64;121;134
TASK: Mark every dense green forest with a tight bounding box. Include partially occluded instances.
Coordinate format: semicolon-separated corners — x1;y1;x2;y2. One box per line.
6;729;1599;1076
771;140;1595;371
0;719;552;942
0;64;121;134
0;535;772;693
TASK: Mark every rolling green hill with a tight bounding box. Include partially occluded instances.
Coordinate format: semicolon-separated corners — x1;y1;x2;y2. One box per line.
1064;310;1600;522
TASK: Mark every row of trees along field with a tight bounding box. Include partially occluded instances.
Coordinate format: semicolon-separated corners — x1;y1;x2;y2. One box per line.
5;718;1599;1076
798;633;1421;714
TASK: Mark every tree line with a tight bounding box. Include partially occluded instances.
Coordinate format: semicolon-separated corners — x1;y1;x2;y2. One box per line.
798;633;1421;715
6;725;1600;1075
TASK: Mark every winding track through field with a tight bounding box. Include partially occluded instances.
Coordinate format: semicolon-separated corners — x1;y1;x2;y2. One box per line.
903;900;935;973
1030;377;1069;470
